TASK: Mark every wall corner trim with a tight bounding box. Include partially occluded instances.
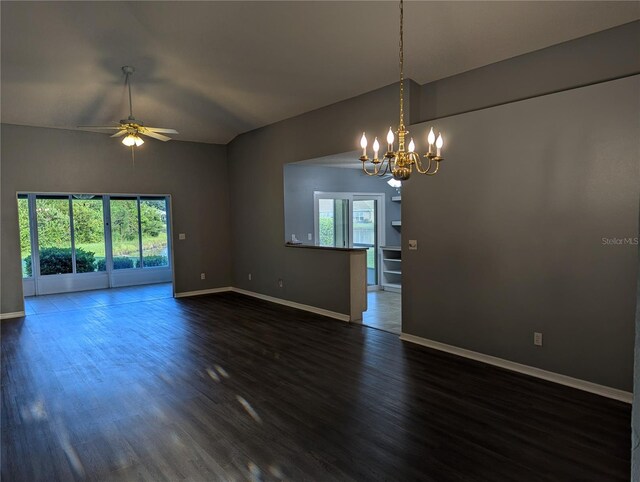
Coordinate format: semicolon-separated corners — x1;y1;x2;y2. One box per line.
400;333;632;404
231;288;351;322
0;311;26;320
174;287;233;298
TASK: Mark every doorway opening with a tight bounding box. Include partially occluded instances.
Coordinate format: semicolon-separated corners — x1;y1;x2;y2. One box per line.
17;193;173;299
283;161;402;334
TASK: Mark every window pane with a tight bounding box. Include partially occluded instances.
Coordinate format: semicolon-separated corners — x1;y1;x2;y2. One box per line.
110;198;140;269
140;198;169;268
72;196;105;272
36;196;73;275
18;195;32;278
318;199;335;247
318;198;348;247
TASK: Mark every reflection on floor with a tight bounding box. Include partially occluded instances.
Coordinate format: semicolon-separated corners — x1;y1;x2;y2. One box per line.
24;283;173;315
362;290;401;334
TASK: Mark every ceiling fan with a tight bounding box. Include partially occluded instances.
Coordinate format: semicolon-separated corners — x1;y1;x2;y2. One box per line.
78;66;178;148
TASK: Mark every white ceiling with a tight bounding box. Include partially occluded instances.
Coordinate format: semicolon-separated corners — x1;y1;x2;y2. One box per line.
1;1;638;144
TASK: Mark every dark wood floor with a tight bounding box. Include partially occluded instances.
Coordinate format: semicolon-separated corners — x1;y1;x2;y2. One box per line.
1;290;631;481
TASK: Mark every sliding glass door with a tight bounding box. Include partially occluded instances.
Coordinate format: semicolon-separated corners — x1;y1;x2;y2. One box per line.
19;193;172;296
352;197;379;286
314;192;384;287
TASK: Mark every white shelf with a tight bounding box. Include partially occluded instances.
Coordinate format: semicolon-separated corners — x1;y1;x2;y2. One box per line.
391;220;401;227
383;283;401;289
380;246;402;292
391;196;401;202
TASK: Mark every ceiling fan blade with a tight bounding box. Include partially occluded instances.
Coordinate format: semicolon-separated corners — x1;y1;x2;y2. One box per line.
140;130;172;142
77;126;122;130
110;130;127;138
145;127;178;134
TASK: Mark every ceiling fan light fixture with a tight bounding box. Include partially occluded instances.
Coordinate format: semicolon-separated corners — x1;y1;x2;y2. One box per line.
122;134;139;147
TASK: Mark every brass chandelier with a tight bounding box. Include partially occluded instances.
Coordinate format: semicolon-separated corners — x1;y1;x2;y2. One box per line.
359;0;444;181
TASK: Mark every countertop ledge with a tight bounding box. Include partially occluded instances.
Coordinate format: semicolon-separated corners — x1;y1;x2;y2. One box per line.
285;243;368;252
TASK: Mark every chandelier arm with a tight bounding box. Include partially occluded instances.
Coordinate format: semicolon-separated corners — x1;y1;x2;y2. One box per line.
362;159;385;177
416;156;440;176
379;158;391;177
424;161;440;176
414;155;432;174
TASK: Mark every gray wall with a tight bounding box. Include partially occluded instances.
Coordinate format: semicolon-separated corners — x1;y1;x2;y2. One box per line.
0;124;232;313
416;21;640;123
283;164;401;247
402;76;639;391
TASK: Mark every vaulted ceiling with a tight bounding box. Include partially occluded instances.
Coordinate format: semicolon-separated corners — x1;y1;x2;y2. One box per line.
1;1;638;144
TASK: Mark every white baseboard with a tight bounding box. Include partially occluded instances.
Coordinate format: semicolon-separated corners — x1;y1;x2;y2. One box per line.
400;333;632;404
231;288;350;322
174;287;232;298
0;311;25;320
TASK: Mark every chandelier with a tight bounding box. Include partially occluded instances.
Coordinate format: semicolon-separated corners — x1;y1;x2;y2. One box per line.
359;0;444;180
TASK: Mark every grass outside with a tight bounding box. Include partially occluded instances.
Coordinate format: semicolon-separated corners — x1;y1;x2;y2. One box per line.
21;235;168;260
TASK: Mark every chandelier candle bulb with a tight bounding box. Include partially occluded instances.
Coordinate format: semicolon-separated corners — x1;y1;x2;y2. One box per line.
387;127;394;151
373;137;380;159
408;138;415;153
360;133;368;157
436;134;443;157
427;128;435;155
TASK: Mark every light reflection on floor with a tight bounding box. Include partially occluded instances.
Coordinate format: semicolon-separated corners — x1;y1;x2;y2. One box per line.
24;282;173;315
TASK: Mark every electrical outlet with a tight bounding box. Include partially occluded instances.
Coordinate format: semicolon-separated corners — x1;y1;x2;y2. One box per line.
308;233;312;241
534;332;543;346
278;279;283;288
408;239;418;250
248;273;252;281
200;273;206;280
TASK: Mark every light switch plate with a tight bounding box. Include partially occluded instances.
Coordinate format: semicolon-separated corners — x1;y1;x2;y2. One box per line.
179;233;186;240
408;239;418;250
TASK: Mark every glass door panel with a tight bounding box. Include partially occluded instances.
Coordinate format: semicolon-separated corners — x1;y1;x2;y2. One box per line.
72;196;106;272
318;198;349;248
35;195;73;275
353;198;378;286
18;195;33;278
110;198;141;269
140;197;169;268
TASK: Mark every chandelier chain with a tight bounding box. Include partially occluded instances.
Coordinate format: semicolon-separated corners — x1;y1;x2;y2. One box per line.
399;0;404;128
